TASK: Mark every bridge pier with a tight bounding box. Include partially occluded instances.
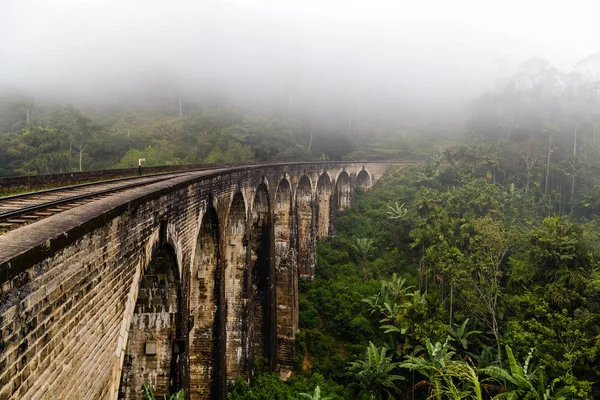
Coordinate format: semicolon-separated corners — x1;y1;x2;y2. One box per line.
316;173;332;239
272;178;297;377
224;192;248;383
247;183;273;379
296;176;315;280
188;204;220;399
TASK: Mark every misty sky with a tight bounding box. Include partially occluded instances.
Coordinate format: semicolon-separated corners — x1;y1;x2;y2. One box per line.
1;0;599;112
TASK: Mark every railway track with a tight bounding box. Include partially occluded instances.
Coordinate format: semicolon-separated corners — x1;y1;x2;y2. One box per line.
0;160;404;235
0;170;201;234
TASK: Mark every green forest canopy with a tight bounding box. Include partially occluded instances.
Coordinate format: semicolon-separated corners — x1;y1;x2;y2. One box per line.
229;144;600;399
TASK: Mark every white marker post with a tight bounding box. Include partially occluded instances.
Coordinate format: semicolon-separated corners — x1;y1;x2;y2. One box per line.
138;158;145;175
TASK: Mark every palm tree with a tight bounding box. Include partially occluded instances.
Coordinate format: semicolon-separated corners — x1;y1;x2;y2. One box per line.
352;237;375;282
297;385;332;400
347;342;404;399
387;202;409;241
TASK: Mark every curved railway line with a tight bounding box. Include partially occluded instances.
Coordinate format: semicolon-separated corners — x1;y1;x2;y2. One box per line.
0;169;210;234
0;161;406;235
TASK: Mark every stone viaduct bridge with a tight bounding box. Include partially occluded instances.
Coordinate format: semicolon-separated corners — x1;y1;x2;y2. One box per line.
0;161;394;399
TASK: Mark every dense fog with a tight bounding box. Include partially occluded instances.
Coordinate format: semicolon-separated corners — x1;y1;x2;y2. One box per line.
2;0;598;123
0;0;599;175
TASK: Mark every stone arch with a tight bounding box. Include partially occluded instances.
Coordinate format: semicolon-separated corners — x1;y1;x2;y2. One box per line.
189;202;220;398
316;173;332;239
296;175;313;198
227;191;246;237
335;170;351;211
251;182;270;220
248;182;274;373
273;178;296;370
356;168;372;190
165;222;185;280
273;178;292;245
224;191;248;381
296;175;315;279
118;241;182;398
275;178;291;212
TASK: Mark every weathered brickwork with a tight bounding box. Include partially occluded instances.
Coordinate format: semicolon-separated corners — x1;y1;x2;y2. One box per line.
118;244;182;398
316;173;332;239
0;162;393;400
296;176;315;280
247;183;273;377
224;192;248;382
189;205;219;398
273;178;297;374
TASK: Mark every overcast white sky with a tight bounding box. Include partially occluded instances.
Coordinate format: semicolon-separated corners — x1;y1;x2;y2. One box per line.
1;0;598;110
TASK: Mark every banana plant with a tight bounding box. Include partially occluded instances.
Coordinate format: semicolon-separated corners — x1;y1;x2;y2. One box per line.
297;385;332;400
481;346;569;400
347;342;404;400
401;338;487;400
387;202;408;221
447;318;483;354
141;382;184;400
400;338;456;399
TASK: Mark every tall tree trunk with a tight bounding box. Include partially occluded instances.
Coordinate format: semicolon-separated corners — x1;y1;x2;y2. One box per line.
425;264;428;295
493;315;502;365
545;135;552;195
559;184;563;215
419;246;424;293
362;261;366;283
505;111;514;140
287;92;292;123
449;278;454;326
572;126;578;201
76;143;86;172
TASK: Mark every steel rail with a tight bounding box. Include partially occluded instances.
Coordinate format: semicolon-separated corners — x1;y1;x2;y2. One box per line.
0;175;182;222
0;160;405;232
0;163;242;202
